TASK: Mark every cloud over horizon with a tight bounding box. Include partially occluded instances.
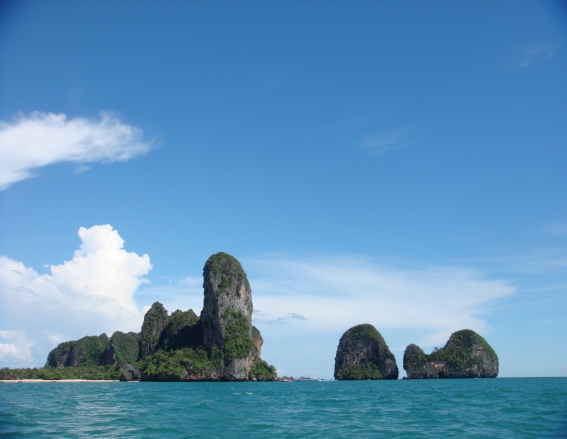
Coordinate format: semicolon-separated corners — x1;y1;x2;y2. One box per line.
247;256;515;346
0;112;153;190
0;225;151;366
0;330;35;363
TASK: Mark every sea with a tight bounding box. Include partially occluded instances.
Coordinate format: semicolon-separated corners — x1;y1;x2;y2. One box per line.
1;378;566;438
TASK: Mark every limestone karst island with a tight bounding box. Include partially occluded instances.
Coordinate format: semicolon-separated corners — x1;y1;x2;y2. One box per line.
1;252;499;382
333;324;498;380
1;253;277;381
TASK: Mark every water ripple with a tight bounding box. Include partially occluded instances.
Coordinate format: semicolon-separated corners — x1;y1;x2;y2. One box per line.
0;378;566;438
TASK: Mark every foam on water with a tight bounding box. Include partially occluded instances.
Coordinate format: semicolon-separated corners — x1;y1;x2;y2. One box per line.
1;378;566;438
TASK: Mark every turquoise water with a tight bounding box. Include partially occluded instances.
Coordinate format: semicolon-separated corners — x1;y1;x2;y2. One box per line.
1;378;566;438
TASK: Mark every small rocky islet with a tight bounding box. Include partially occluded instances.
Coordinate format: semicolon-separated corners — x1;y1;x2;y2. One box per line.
334;324;399;380
334;325;498;380
402;329;499;379
44;252;277;381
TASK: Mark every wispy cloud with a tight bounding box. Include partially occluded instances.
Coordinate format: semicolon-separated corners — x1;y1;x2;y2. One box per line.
0;111;153;190
253;310;307;324
246;256;514;346
508;43;554;70
361;127;412;155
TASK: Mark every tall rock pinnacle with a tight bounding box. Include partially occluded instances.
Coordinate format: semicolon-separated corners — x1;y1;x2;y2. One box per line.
200;252;255;380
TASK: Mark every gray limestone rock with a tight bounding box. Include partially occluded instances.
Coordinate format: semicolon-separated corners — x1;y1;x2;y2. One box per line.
252;325;263;358
334;324;399;380
46;334;109;367
120;364;141;381
403;329;499;379
156;309;201;351
140;302;170;358
200;252;255;380
100;331;140;366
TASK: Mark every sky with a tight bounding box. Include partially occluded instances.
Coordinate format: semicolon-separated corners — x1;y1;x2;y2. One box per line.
0;0;566;378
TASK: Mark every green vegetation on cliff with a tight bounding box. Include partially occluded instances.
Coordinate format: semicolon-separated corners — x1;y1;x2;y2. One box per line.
205;252;251;296
343;361;382;380
222;310;255;360
403;329;499;378
341;324;387;348
334;323;399;380
403;344;428;370
140;302;170;358
337;324;393;361
156;309;201;351
46;334;109;367
139;346;225;380
21;253;276;382
249;359;277;380
427;330;497;375
109;331;139;365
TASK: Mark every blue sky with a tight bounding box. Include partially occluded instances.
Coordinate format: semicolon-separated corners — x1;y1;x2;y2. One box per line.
0;0;566;378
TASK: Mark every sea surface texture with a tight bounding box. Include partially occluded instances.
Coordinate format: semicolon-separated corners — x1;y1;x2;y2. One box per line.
1;378;566;438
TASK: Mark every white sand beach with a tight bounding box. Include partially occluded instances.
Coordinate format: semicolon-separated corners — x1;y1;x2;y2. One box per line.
1;379;122;383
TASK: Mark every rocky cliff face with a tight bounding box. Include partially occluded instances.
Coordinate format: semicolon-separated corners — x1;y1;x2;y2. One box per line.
252;325;263;358
200;252;255;380
403;329;499;379
101;331;140;366
46;334;109;367
120;364;141;381
47;331;139;368
43;252;276;382
156;309;201;351
140;302;170;358
334;324;399;380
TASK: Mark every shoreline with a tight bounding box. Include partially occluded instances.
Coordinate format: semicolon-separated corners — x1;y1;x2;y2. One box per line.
1;379;122;383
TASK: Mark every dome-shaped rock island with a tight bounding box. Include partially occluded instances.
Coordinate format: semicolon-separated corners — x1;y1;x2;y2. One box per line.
403;329;498;379
334;324;399;380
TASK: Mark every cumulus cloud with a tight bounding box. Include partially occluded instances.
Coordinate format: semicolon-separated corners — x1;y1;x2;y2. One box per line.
0;112;153;190
0;330;35;363
247;256;514;345
0;225;152;365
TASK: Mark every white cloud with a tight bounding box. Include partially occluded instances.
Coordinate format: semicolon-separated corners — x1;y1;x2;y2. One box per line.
0;330;35;363
42;330;68;345
0;225;152;365
247;256;514;345
0;112;153;190
508;44;554;70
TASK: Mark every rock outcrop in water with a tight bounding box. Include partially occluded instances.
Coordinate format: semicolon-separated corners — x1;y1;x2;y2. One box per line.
334;324;399;380
403;329;499;379
201;252;255;380
43;252;276;381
